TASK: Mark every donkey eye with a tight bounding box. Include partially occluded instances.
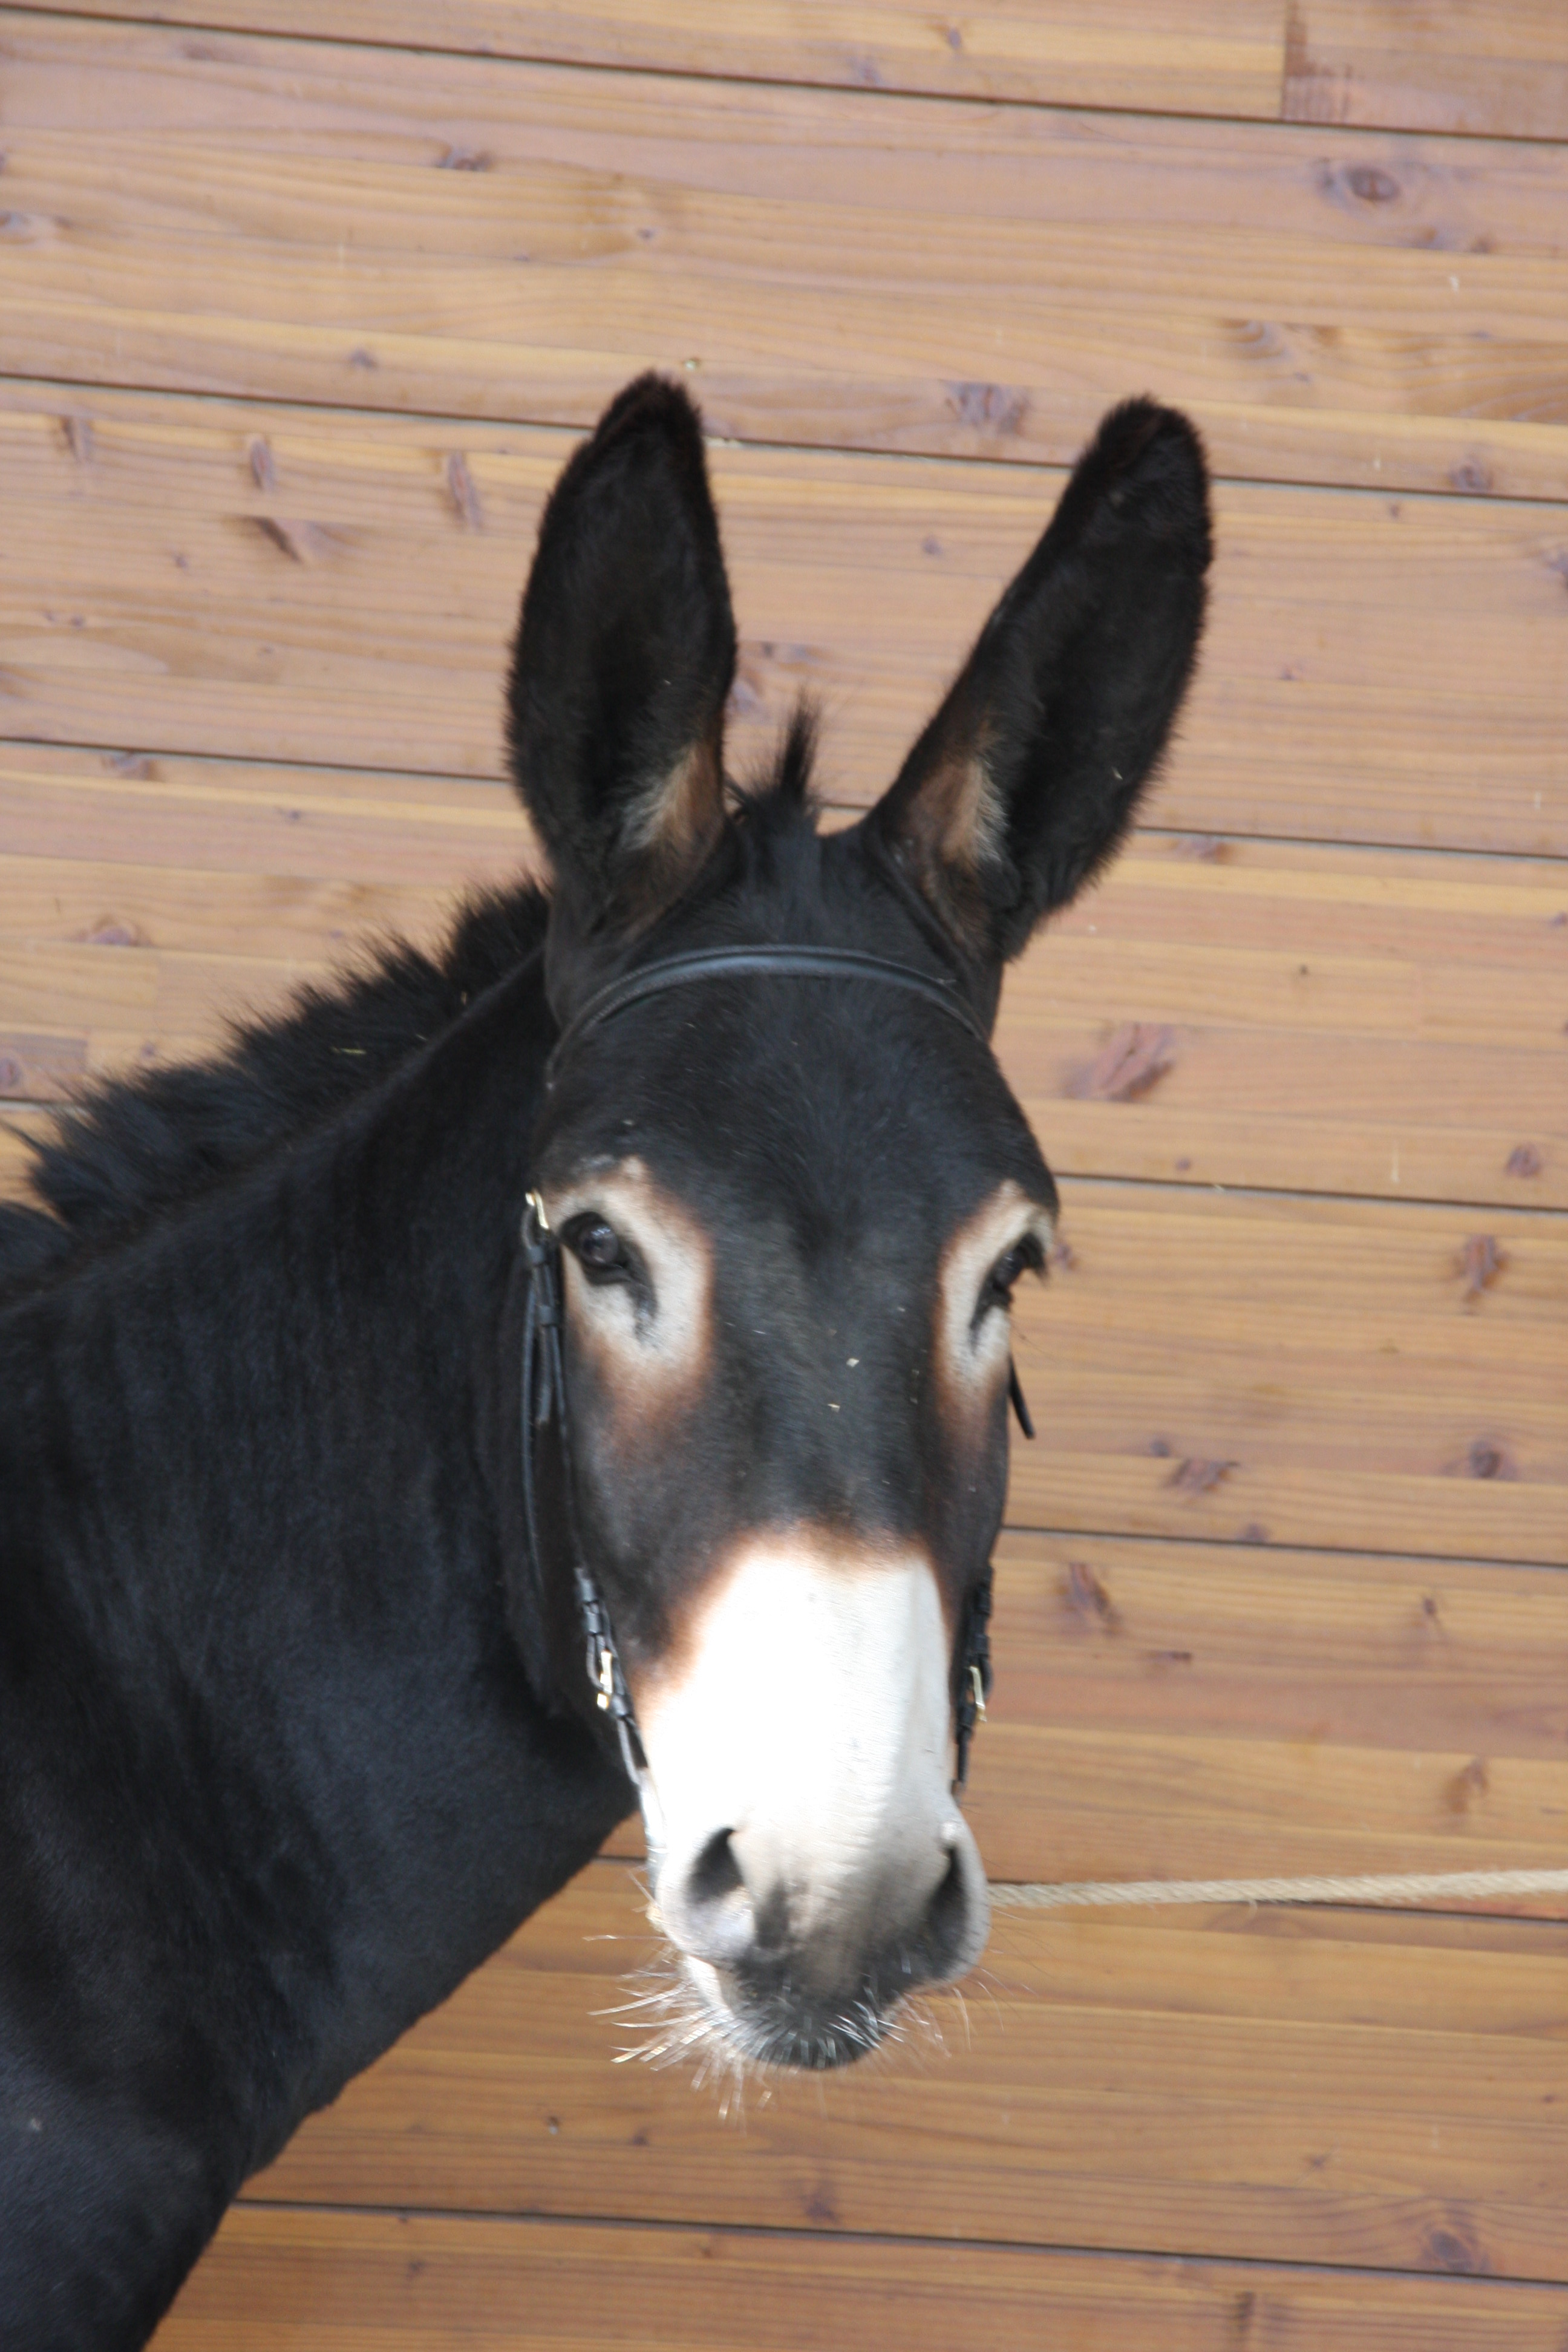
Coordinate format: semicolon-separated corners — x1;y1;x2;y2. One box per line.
564;1215;635;1284
982;1232;1045;1312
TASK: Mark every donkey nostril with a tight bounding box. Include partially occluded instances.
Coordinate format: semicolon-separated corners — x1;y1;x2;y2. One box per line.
913;1840;984;1984
689;1826;745;1908
662;1828;757;1969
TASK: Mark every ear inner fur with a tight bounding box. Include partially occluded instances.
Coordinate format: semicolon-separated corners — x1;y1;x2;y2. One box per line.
619;731;728;916
505;372;737;939
871;397;1212;968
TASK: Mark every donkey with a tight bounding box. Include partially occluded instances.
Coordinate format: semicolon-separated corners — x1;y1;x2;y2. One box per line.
0;374;1209;2345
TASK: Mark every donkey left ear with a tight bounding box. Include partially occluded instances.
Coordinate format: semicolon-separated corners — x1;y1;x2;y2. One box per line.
870;399;1211;965
507;374;737;930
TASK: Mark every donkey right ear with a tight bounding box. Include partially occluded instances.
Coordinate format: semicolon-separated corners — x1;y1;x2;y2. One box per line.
870;399;1211;967
507;375;737;930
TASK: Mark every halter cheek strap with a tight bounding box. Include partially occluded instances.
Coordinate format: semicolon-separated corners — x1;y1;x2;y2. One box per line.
520;942;1033;1794
520;1191;648;1791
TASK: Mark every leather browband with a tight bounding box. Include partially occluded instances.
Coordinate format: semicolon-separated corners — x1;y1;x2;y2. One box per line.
546;944;989;1086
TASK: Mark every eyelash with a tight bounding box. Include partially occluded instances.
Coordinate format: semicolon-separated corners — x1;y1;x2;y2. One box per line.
982;1232;1046;1312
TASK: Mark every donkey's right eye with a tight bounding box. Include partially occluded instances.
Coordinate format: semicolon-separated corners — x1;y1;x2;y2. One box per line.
564;1216;635;1284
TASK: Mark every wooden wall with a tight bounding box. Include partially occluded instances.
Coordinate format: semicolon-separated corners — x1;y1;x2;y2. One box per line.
0;3;1564;2342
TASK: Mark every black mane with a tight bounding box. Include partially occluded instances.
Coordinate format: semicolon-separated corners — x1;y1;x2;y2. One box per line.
0;883;552;1303
0;724;829;1308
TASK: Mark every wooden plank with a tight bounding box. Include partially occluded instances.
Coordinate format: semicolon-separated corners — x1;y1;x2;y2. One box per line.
1;388;1564;857
151;2206;1568;2352
25;1039;1555;1564
1285;2;1568;142
0;745;535;886
964;1529;1568;1895
1007;1183;1566;1566
0;1105;50;1197
2;17;1567;505
1;778;1563;1207
12;1134;1558;1560
602;1526;1568;1897
36;0;1291;122
1013;834;1568;1210
251;1861;1568;2278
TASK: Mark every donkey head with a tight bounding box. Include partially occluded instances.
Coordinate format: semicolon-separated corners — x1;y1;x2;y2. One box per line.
507;376;1210;2069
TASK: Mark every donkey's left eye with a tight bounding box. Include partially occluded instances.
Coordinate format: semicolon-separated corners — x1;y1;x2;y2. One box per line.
565;1216;635;1284
983;1232;1045;1312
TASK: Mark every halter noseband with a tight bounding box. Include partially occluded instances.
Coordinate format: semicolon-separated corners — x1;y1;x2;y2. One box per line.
519;943;1031;1794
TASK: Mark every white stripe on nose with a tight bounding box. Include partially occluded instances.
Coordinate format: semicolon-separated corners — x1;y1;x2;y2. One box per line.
637;1533;987;1985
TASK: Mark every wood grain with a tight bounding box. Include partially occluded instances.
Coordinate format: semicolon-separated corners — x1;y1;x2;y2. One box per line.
5;10;1567;2329
601;1525;1568;1899
30;0;1292;121
1285;2;1568;141
958;1529;1568;1895
249;1860;1568;2279
1;387;1565;857
151;2205;1568;2351
1007;1182;1565;1566
1;756;1562;1209
2;16;1567;502
9;1122;1555;1561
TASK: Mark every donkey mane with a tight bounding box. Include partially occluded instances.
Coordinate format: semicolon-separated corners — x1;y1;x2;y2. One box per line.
0;724;823;1306
0;886;550;1304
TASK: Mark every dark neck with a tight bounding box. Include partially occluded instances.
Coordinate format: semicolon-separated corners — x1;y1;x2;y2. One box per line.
0;958;630;2252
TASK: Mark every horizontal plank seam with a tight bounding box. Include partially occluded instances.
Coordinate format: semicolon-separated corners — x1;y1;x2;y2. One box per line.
26;0;1568;155
2;2;1306;141
0;729;1563;877
224;2193;1568;2291
5;1097;1558;1226
1050;1168;1568;1221
1058;1171;1568;1222
997;1518;1568;1576
5;364;1568;514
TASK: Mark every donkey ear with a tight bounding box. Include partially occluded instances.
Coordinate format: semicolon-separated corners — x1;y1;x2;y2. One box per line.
871;400;1210;964
507;375;737;926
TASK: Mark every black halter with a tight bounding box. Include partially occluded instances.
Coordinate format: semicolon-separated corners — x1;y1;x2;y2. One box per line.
520;943;1032;1793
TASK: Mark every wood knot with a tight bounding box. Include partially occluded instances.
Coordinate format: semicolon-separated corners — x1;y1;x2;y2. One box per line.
944;380;1028;434
1072;1022;1177;1103
253;517;341;567
1166;1457;1236;1497
445;452;484;530
1063;1560;1123;1635
1462;1438;1515;1481
1423;2218;1487;2275
1505;1144;1543;1178
1457;1234;1504;1302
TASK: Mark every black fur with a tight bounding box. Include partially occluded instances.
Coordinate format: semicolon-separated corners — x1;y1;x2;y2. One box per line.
876;397;1210;962
0;376;1210;2345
